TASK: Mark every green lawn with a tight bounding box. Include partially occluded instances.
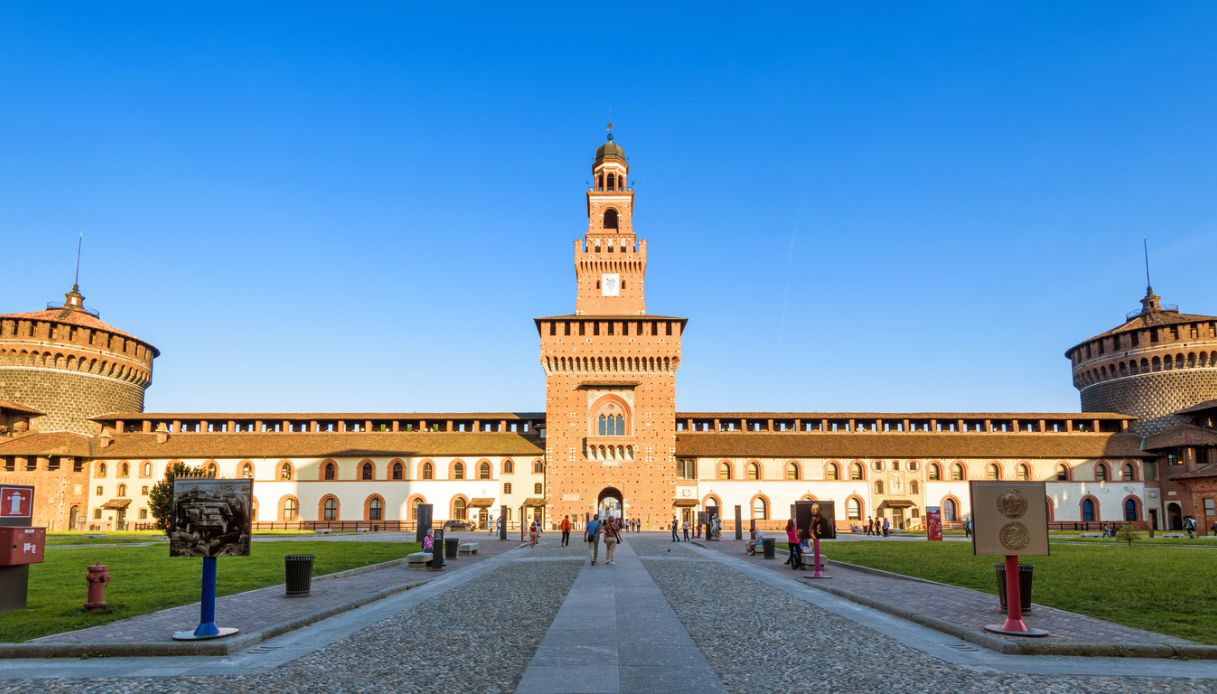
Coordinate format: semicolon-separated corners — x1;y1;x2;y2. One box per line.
804;541;1216;644
0;540;418;642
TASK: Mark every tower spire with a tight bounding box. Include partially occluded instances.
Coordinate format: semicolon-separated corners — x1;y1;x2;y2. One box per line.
1138;238;1163;316
606;119;614;142
73;231;83;293
1143;237;1152;292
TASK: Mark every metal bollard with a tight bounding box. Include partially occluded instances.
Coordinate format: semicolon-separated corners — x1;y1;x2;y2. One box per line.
85;563;110;612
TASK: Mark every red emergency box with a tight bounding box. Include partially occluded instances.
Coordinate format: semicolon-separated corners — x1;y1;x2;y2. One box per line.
0;527;46;566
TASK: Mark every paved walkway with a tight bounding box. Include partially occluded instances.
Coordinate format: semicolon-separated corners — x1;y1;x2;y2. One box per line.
517;540;723;694
696;537;1211;657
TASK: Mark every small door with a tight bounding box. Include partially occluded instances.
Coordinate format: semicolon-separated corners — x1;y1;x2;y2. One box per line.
892;508;904;530
478;508;488;529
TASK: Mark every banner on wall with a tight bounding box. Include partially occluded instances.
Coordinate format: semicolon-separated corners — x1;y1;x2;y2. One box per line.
926;506;943;541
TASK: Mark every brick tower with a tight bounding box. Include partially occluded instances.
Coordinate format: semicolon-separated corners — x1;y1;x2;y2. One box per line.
537;131;686;528
0;285;158;435
1067;285;1217;435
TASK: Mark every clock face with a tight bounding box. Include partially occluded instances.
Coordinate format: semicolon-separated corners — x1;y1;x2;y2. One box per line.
601;273;621;297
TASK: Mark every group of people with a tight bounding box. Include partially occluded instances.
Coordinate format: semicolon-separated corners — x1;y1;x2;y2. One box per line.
583;513;625;565
862;516;891;537
745;517;828;571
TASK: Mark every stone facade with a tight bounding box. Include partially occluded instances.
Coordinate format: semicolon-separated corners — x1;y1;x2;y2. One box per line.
0;370;146;435
1081;370;1217;435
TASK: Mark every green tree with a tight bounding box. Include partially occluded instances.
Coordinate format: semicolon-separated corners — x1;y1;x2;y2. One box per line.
148;462;211;534
1116;523;1138;547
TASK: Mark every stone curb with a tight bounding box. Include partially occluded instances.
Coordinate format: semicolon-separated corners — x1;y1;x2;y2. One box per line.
0;560;433;659
800;560;1217;660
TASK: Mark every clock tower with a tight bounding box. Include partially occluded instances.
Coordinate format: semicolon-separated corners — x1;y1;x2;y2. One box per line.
536;130;686;529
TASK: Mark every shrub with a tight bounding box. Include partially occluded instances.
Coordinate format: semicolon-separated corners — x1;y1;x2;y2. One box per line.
1116;523;1138;547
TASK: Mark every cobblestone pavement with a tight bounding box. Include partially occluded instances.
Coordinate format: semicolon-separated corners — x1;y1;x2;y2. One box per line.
638;537;1213;693
698;537;1198;652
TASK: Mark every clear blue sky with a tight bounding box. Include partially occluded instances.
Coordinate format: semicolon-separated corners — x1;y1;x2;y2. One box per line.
2;3;1215;414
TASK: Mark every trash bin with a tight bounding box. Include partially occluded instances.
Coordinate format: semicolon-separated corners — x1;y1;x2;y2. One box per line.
445;537;460;559
285;554;315;596
994;563;1034;612
762;538;776;559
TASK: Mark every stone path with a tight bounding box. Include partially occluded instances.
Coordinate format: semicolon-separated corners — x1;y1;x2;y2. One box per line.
517;539;723;694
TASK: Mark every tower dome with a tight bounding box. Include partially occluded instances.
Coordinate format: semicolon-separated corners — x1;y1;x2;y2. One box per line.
0;285;158;435
1066;285;1217;435
595;140;627;163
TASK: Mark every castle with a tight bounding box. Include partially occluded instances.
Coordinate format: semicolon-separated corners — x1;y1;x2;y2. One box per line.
3;136;1216;535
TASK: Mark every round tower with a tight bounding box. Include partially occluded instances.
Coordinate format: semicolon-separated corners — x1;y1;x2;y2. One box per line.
1066;286;1217;435
0;285;158;435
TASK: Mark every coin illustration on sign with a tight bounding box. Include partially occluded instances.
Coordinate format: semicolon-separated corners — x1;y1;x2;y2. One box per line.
999;521;1030;550
996;488;1028;519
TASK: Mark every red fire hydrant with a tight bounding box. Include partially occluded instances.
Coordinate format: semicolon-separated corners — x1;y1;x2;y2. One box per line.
85;563;110;612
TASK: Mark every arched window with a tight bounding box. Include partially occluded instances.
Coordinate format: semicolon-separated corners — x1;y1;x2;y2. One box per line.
850;462;864;480
986;463;1001;480
324;462;336;480
533;482;543;494
409;496;423;520
1122;462;1136;481
479;461;491;480
874;481;883;494
392;461;404;480
928;463;941;481
1017;463;1030;481
281;497;299;522
846;497;861;521
533;460;544;474
242;462;253;478
367;496;384;522
593;399;629;437
142;461;152;477
453;497;467;520
1124;497;1139;522
503;482;512;494
718;462;732;480
503;460;515;474
952;463;965;481
280;462;293;480
205;461;218;477
361;461;374;480
322;496;338;521
746;462;760;480
453;462;465;480
1056;463;1070;481
751;496;768;520
117;483;127;497
910;480;919;494
98;462;107;477
944;498;958;521
604;208;619;229
422;462;434;480
826;462;839;481
1095;463;1109;482
785;462;800;480
120;462;129;477
1081;497;1097;522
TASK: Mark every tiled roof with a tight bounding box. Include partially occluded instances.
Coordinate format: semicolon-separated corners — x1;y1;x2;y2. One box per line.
1067;309;1217;354
0;399;44;416
1174;400;1217;417
673;432;1149;459
675;411;1134;420
1;307;157;354
90;432;544;459
92;412;546;421
1172;463;1217;480
1142;425;1217;451
0;432;94;456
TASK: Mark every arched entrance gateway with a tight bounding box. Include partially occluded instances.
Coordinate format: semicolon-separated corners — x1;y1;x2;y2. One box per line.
598;487;624;521
1167;502;1184;531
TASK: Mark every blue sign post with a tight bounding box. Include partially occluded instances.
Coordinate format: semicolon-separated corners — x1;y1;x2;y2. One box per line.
173;556;238;640
169;477;250;641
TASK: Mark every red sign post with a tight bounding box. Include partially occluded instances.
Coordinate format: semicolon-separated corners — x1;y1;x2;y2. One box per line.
0;487;34;519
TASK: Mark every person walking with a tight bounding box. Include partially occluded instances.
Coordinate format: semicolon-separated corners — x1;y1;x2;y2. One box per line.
604;517;622;565
671;516;680;542
865;517;873;536
560;514;572;547
882;517;890;537
529;520;538;547
586;513;603;565
964;518;973;538
682;518;691;542
784;519;802;570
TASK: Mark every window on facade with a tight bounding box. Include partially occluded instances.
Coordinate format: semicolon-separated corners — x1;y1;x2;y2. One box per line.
910;481;919;494
94;508;102;519
533;460;543;473
98;462;107;477
598;414;626;436
283;498;298;521
677;459;696;479
139;508;148;520
826;463;839;481
986;463;1000;480
1096;464;1108;482
1017;464;1029;481
534;483;543;494
1056;464;1069;481
1124;498;1138;522
908;461;918;471
242;463;253;478
120;462;129;477
604;208;619;229
410;497;422;519
143;462;152;476
746;462;760;480
850;463;863;480
117;484;127;497
96;486;103;496
280;463;293;481
1121;463;1135;481
1081;498;1096;522
504;483;512;494
751;497;768;520
362;462;374;480
324;497;337;521
422;462;434;480
846;498;861;520
873;461;884;471
786;462;799;480
952;463;965;481
369;497;384;521
874;481;883;494
141;486;149;495
479;462;491;480
944;498;957;521
718;462;732;480
324;462;336;480
503;460;514;474
453;462;465;480
928;464;941;481
452;497;467;520
392;462;404;480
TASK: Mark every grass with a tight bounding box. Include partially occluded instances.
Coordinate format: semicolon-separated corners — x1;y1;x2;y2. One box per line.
46;529;320;546
0;540;419;642
800;540;1217;644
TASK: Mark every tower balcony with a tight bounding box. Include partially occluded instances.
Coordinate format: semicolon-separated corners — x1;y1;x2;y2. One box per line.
584;437;635;465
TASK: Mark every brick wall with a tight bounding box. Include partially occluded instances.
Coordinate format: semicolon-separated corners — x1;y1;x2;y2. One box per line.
1081;370;1217;435
0;370;146;435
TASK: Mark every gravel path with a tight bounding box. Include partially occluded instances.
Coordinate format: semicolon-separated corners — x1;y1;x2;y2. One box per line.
1;559;582;694
636;538;1212;694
